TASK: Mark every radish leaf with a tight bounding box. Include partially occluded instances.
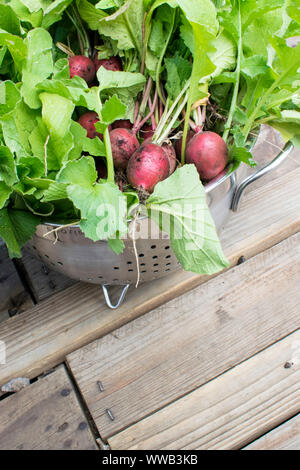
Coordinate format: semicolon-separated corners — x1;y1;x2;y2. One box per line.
147;165;229;275
0;208;40;258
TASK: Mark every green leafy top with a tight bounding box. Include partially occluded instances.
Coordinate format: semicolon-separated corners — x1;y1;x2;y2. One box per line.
0;0;299;281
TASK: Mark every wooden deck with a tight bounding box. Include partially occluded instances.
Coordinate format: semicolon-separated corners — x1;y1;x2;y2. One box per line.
0;127;299;450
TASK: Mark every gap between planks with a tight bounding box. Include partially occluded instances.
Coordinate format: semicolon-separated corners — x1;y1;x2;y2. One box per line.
15;125;299;303
243;413;300;450
0;365;98;450
66;232;300;441
19;251;76;302
0;241;33;323
0;166;299;391
107;330;300;450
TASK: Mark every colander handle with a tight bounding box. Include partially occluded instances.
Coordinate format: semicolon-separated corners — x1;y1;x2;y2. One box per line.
102;284;130;309
231;141;294;212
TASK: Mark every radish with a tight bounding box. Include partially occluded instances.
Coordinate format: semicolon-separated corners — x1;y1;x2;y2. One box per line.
78;112;102;139
110;128;139;170
140;123;154;141
140;138;176;176
68;56;95;84
162;142;177;175
175;130;195;158
185;131;228;181
127;143;169;193
112;119;132;130
94;56;122;72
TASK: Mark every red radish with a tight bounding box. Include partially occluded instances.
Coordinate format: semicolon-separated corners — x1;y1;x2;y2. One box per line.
68;56;95;84
140;138;176;176
127;143;169;193
186;131;228;181
78;112;102;139
94;55;122;72
110;128;139;170
140;124;154;141
175;130;195;158
162;142;177;175
112;119;132;130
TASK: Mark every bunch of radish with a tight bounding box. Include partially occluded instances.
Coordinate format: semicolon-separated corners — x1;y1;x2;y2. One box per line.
62;8;228;195
77;71;228;193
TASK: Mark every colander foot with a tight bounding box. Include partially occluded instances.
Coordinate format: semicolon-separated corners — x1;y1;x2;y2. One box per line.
101;284;130;309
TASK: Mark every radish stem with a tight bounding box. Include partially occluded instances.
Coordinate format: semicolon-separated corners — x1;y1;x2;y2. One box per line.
103;127;114;183
155;9;176;105
133;77;153;133
56;42;75;56
154;80;190;143
148;96;157;130
222;1;242;143
96;91;114;183
157;94;189;145
66;6;91;57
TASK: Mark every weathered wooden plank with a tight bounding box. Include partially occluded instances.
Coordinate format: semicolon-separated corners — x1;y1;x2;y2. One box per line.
108;330;300;450
16;126;299;304
20;250;76;302
0;241;32;322
0;365;98;450
0;167;299;390
243;414;300;450
67;233;300;440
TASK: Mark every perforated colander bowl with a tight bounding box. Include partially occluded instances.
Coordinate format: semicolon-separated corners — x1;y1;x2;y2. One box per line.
27;217;181;285
25;164;239;307
25;138;293;308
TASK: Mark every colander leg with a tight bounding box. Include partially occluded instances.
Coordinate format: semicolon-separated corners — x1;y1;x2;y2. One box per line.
101;284;130;309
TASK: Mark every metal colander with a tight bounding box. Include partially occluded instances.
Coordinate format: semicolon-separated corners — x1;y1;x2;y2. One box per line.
25;166;239;308
26;217;181;285
25;217;183;308
24;135;294;308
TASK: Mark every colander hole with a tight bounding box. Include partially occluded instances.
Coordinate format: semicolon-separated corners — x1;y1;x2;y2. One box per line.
57;261;63;265
166;262;171;266
152;255;158;259
154;270;159;273
166;255;171;259
139;253;145;258
165;246;170;250
153;263;159;267
151;245;156;249
165;268;171;272
141;263;146;266
128;269;134;272
127;261;132;265
141;270;147;273
114;267;119;270
98;276;103;279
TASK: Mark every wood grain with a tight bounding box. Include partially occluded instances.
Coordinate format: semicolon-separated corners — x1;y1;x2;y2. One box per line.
67;233;300;440
0;365;98;450
0;241;32;323
243;414;300;450
108;330;300;450
20;250;76;302
0;167;299;391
